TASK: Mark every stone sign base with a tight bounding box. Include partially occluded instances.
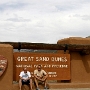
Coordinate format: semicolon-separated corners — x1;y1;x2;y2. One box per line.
0;44;13;90
12;83;90;90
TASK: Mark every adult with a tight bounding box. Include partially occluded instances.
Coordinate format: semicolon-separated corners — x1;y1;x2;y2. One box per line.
19;67;33;90
34;65;48;90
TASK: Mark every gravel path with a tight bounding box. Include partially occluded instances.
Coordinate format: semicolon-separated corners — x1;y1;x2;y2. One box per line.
37;88;90;90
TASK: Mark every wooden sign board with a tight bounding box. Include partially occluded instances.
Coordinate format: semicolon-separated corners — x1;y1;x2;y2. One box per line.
0;55;7;77
13;52;70;81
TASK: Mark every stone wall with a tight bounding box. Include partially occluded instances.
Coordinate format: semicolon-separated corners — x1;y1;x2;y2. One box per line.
57;37;90;84
1;37;90;90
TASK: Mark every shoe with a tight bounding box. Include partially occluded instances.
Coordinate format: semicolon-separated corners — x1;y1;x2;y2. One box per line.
44;87;48;90
36;88;40;90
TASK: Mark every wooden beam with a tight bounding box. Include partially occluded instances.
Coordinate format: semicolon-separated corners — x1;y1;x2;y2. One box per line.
0;42;90;52
0;42;65;50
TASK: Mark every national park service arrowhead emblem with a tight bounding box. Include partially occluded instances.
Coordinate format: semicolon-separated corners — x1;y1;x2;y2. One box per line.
0;55;7;77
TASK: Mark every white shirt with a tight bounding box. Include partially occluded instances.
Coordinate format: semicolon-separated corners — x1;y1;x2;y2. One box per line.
19;71;31;79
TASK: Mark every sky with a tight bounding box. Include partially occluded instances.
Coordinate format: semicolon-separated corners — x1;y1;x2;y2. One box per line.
0;0;90;44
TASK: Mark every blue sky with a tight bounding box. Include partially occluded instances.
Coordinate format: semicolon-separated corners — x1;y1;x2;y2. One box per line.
0;0;90;43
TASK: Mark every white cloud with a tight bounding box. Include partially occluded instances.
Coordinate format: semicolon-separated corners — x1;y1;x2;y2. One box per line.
0;0;90;43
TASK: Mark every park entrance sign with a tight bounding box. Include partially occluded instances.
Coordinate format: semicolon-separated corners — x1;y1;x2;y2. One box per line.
13;52;70;81
0;55;7;77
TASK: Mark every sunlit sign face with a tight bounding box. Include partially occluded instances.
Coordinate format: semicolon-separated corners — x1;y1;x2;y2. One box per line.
0;55;7;77
13;53;70;81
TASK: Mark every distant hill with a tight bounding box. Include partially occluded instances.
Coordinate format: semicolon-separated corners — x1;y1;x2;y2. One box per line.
86;36;90;38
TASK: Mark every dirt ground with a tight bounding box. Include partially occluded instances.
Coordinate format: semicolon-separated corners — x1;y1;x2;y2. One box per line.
49;88;90;90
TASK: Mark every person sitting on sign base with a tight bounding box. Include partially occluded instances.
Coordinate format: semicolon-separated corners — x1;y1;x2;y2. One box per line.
34;64;48;90
19;67;33;90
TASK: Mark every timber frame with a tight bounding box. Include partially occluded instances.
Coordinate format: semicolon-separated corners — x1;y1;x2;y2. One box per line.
0;42;90;55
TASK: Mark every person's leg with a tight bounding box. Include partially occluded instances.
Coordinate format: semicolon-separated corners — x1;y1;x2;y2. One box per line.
42;76;48;89
43;76;47;86
19;79;22;90
34;77;39;90
30;79;33;90
44;79;47;87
